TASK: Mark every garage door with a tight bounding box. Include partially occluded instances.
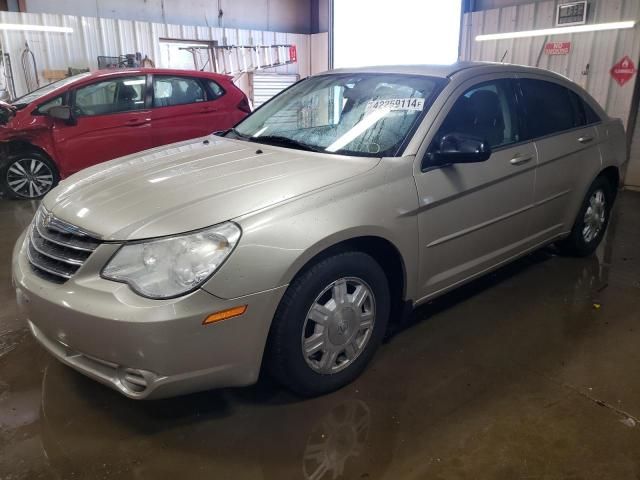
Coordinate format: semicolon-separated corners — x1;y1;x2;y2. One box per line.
252;73;298;108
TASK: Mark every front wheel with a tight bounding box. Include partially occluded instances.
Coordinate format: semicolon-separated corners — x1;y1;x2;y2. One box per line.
556;177;613;257
0;152;59;199
267;251;390;397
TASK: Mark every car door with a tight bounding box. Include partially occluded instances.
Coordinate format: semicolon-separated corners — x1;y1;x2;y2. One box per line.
51;74;152;174
150;75;227;146
516;77;603;241
413;76;538;300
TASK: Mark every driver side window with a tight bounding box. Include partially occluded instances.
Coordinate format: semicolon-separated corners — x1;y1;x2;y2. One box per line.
73;76;146;117
431;79;519;153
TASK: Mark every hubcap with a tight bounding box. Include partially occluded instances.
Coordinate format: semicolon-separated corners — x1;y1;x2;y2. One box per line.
582;189;606;243
302;277;376;374
6;158;54;198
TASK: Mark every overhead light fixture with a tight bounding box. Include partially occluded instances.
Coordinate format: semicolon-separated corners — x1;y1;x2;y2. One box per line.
0;23;73;33
475;20;635;41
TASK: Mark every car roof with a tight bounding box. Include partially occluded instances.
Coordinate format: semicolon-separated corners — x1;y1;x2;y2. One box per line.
327;61;607;120
74;68;232;82
326;61;566;80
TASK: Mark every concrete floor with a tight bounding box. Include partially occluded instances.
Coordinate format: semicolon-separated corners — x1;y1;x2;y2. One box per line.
1;191;639;480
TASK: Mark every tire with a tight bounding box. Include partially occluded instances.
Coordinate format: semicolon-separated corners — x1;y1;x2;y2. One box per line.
267;251;390;397
556;176;613;257
0;151;59;199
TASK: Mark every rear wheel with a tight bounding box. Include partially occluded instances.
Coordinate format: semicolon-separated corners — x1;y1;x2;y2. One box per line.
0;151;59;199
267;251;390;397
556;177;613;257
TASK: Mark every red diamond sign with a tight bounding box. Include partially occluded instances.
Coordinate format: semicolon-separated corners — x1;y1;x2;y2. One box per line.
610;55;637;86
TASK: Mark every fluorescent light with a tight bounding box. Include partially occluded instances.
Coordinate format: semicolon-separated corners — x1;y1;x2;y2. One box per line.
475;21;635;41
0;23;73;33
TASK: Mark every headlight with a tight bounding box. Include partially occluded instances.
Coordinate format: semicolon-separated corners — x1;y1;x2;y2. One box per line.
102;222;241;299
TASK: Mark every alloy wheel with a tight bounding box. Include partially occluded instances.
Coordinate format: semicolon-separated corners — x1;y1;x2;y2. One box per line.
6;158;54;199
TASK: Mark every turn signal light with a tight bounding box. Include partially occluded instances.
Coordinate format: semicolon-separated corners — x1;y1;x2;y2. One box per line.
203;305;247;325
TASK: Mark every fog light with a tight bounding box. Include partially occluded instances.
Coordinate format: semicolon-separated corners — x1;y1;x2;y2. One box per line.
203;305;247;325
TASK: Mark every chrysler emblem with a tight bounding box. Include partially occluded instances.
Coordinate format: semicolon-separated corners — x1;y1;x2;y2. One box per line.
42;212;53;228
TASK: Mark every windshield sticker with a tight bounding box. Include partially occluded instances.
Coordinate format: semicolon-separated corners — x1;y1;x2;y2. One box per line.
365;98;425;112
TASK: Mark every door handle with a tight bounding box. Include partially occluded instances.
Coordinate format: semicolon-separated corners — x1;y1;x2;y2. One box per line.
578;135;594;144
510;154;533;166
126;118;150;126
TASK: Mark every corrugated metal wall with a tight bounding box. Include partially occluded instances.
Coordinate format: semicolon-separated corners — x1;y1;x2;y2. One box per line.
0;11;310;98
252;73;299;107
460;0;640;127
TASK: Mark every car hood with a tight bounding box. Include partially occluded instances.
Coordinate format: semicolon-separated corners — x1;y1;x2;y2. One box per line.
43;136;379;240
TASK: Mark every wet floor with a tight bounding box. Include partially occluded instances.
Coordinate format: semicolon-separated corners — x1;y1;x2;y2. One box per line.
1;192;640;480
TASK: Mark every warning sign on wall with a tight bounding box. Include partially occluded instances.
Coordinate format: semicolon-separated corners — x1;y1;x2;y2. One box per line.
610;56;637;86
544;42;571;55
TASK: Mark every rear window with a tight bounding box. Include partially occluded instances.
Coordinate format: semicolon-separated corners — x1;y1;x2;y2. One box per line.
519;79;583;139
207;80;225;99
582;99;602;124
153;76;206;107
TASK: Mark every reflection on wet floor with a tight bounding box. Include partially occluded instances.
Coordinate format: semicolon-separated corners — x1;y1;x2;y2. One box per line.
1;192;640;479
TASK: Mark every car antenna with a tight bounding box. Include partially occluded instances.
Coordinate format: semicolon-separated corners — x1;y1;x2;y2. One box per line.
500;49;509;63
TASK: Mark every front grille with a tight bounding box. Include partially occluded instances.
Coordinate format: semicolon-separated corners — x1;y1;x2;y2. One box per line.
27;208;101;283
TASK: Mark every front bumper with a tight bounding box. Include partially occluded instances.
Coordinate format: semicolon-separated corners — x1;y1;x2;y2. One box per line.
12;231;286;399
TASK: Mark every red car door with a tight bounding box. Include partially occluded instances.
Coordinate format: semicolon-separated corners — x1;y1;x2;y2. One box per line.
52;74;152;174
150;75;233;147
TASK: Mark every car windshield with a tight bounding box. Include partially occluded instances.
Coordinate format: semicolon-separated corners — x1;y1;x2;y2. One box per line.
11;72;92;108
230;73;444;157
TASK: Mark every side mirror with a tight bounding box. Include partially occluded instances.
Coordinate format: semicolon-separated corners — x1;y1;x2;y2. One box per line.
429;133;492;166
47;105;75;124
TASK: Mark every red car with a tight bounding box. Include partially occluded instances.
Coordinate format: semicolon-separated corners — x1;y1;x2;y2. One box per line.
0;68;250;199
